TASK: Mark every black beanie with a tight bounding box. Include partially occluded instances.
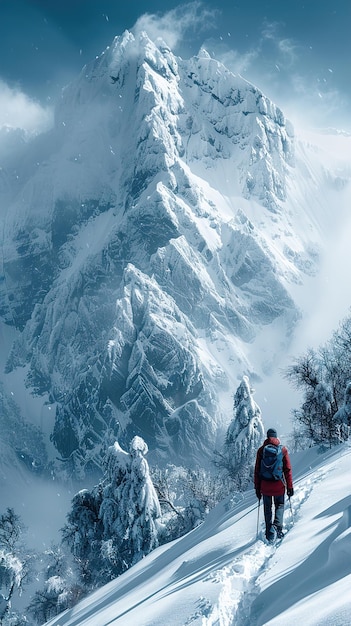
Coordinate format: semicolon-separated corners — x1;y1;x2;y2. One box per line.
267;428;277;438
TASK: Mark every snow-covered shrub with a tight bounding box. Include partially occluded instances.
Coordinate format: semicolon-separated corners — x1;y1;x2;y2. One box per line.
152;464;233;541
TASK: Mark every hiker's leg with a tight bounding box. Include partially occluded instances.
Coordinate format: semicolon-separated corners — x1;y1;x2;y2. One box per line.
263;495;273;538
273;494;285;531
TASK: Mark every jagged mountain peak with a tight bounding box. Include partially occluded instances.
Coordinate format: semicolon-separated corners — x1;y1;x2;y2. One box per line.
57;29;179;113
53;29;294;210
1;31;343;478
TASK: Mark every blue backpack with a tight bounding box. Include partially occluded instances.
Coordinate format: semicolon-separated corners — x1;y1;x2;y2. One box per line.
260;443;284;481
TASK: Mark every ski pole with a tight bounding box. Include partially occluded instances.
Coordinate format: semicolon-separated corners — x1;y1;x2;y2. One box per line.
288;496;294;524
256;498;261;539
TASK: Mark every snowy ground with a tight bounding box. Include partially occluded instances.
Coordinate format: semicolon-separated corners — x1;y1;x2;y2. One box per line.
44;441;351;626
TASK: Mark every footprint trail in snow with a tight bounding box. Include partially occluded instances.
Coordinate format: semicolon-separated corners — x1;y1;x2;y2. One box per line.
198;465;328;626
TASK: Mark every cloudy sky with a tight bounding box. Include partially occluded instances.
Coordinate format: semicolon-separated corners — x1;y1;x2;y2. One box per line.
0;0;350;133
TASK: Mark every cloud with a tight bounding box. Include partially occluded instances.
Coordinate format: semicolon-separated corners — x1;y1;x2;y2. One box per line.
261;21;298;65
277;38;298;64
212;47;259;76
204;20;301;87
203;19;349;132
0;79;53;134
274;69;348;131
132;1;218;50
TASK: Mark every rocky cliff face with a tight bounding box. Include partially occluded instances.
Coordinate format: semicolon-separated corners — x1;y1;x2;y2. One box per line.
0;31;330;477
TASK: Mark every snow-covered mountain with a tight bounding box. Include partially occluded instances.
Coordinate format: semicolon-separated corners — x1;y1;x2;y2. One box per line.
43;442;351;626
1;30;350;478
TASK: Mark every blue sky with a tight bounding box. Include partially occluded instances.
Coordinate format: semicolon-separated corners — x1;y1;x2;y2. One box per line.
0;0;350;132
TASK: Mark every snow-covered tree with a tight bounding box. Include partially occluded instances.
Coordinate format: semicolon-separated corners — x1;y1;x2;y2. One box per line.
63;437;161;589
0;551;23;622
284;311;351;446
99;437;161;572
27;545;81;624
333;381;351;442
310;381;336;446
0;509;34;624
285;349;337;446
218;376;264;488
117;437;161;565
62;485;104;588
0;509;23;553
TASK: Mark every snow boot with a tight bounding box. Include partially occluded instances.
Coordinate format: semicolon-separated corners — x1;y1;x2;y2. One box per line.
266;525;277;543
274;525;284;539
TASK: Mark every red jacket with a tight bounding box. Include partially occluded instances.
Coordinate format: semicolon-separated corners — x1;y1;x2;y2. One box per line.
254;436;293;496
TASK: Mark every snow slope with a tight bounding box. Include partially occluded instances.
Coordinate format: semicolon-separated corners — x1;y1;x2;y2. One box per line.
44;442;351;626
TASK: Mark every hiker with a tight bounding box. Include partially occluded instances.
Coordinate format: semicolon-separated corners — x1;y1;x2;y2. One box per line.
254;427;294;542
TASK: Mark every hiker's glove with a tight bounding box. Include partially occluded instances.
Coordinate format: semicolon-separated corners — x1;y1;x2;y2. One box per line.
255;488;261;500
287;488;294;498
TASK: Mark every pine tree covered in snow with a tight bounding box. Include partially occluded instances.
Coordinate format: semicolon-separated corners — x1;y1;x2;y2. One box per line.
115;437;161;566
63;437;161;590
99;437;161;574
217;376;264;488
62;486;104;589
